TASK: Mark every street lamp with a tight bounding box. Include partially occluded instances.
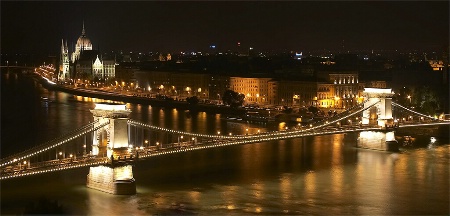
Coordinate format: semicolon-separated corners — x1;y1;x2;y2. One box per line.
246;128;249;135
407;95;411;104
178;136;183;145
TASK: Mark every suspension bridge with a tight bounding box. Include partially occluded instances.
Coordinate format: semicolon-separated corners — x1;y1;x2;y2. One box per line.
1;88;448;194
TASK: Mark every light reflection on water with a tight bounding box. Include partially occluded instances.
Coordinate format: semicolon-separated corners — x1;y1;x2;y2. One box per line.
1;72;449;215
5;140;446;215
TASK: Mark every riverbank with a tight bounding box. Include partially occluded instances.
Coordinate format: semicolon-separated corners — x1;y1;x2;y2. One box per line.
32;74;246;115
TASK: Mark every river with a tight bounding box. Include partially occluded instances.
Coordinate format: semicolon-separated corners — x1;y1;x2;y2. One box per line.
1;70;449;215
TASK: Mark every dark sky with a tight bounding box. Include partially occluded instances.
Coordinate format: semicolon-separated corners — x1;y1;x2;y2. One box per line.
1;1;449;55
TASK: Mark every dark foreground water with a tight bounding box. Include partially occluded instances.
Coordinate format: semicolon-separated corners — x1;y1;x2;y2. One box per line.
1;71;449;215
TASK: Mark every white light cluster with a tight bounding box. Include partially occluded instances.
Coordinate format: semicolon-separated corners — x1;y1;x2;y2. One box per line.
399;121;450;128
1;158;108;180
95;103;127;111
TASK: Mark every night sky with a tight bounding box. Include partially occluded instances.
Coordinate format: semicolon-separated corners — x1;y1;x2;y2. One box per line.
1;1;449;55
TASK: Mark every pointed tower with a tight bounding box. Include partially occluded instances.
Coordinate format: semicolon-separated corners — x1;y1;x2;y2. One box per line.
73;21;93;62
82;20;86;36
59;39;70;80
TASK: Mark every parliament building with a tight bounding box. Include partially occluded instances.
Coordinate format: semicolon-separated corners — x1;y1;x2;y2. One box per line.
59;22;115;81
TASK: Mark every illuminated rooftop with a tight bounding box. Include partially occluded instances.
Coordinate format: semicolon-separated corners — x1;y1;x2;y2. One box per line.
94;103;127;111
363;88;393;94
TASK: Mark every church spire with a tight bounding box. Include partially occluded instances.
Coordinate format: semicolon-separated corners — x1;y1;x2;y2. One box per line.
82;20;85;36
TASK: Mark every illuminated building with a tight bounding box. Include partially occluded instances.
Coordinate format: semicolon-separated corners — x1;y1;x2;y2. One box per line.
59;22;115;80
75;51;115;80
318;71;361;109
230;77;271;105
71;22;93;62
428;60;444;71
316;83;335;108
59;40;70;80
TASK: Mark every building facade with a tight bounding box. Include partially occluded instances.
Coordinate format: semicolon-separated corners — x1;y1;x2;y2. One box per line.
316;83;335;108
318;71;362;109
59;22;115;81
229;77;271;105
267;80;318;107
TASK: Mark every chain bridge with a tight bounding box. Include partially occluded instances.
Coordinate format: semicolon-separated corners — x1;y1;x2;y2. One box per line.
1;88;448;194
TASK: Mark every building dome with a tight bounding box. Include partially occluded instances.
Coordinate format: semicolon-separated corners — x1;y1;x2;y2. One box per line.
76;35;92;50
72;22;93;62
76;22;92;50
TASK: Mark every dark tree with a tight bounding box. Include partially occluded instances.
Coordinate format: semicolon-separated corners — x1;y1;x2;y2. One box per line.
308;106;320;114
283;106;293;114
222;90;244;108
186;96;199;105
414;86;440;115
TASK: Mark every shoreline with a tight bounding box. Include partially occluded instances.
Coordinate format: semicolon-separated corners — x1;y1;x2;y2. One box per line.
31;73;246;115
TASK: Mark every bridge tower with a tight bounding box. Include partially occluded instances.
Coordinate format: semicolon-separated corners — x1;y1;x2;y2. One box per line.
362;88;395;128
360;88;398;151
87;103;136;195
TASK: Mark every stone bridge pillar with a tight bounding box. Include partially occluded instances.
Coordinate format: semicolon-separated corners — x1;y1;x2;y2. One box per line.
362;88;394;128
87;103;135;195
357;131;399;151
